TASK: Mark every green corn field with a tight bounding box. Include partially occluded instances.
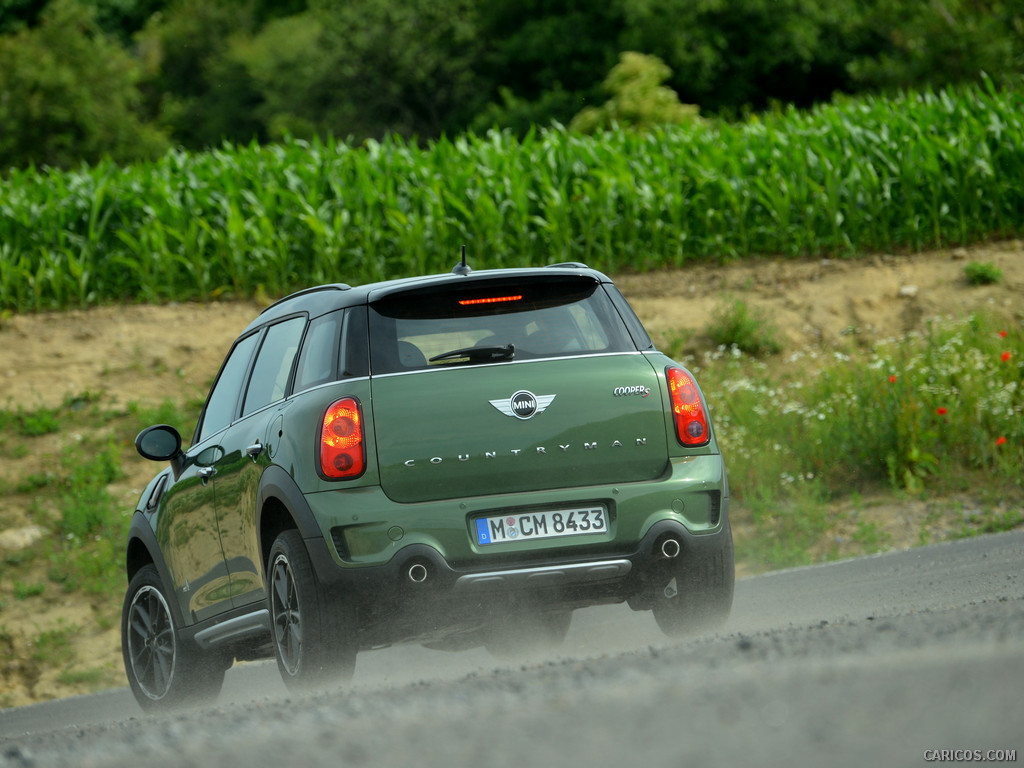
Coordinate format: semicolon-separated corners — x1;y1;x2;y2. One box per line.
1;78;1021;312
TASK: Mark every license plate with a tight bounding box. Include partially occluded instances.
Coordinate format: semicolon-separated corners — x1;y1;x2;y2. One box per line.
474;506;607;546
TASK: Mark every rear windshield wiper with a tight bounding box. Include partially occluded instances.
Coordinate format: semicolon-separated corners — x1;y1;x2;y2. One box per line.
429;344;515;365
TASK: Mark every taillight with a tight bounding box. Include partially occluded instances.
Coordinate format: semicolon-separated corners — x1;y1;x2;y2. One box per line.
320;397;365;479
666;367;710;446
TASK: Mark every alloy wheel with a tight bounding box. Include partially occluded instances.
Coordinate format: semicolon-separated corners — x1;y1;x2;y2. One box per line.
271;553;302;675
126;584;176;700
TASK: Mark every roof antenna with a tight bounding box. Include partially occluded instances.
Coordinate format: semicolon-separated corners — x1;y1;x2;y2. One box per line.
452;244;472;276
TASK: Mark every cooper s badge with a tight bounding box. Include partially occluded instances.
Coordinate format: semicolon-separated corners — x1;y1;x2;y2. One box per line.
490;390;556;420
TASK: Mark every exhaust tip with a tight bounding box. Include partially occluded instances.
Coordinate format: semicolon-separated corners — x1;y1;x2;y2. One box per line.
407;562;429;584
659;537;682;559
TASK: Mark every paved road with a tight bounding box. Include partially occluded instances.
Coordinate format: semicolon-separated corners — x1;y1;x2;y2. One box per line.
2;530;1022;766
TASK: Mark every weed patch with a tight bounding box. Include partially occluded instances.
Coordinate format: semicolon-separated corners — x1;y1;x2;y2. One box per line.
707;298;782;357
964;261;1003;285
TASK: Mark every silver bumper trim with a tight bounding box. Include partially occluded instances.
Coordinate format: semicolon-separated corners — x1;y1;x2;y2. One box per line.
453;559;632;591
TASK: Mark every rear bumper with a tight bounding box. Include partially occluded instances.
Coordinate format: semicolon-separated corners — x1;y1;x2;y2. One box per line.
308;453;727;561
304;512;732;645
299;453;730;644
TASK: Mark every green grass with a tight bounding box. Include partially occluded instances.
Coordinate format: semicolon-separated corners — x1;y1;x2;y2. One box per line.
707;298;783;357
685;308;1024;570
0;405;61;438
696;311;1023;500
733;480;836;571
58;667;108;688
1;79;1023;312
30;622;78;665
852;520;892;553
13;580;45;600
964;261;1004;285
126;398;195;442
0;393;199;611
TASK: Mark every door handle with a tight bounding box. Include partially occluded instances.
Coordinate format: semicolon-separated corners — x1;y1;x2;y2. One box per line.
198;467;216;484
246;440;263;462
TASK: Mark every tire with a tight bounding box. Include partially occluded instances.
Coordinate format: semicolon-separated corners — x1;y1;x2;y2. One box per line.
652;523;735;638
268;529;356;693
483;609;573;659
121;564;227;712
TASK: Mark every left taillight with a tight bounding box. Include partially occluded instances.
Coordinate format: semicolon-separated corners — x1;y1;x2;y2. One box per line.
320;397;365;479
666;366;710;447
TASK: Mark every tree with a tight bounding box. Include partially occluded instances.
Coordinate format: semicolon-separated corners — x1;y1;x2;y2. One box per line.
304;0;487;140
0;0;48;32
136;0;265;148
570;52;699;134
0;0;168;169
619;0;864;113
848;0;1024;91
91;0;169;43
473;0;624;130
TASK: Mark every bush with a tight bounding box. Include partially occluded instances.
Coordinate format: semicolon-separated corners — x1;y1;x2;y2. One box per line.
570;52;699;134
707;299;783;357
964;261;1003;286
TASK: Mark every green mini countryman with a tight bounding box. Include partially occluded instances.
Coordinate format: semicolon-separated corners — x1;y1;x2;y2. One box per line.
123;259;734;711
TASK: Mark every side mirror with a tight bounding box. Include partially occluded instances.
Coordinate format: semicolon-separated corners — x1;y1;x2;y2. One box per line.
135;425;188;481
135;424;183;461
136;424;186;479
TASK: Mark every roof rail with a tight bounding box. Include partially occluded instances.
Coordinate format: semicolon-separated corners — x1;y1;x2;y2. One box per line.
545;262;591;269
258;283;352;315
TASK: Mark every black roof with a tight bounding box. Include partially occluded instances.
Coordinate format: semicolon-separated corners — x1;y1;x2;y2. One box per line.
244;264;611;333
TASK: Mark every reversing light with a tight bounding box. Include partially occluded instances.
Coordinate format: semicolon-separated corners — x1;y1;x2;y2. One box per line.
320;397;365;479
666;366;710;447
457;295;523;306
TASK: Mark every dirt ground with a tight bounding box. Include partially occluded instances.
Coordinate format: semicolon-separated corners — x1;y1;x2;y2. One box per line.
3;240;1021;411
0;239;1021;707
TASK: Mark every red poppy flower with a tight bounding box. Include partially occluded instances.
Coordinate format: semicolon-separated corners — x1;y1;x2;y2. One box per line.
1002;351;1012;362
999;330;1008;338
996;436;1007;447
936;407;948;416
889;375;897;383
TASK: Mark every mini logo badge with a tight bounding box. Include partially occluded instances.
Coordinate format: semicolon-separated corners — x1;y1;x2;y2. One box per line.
490;390;556;420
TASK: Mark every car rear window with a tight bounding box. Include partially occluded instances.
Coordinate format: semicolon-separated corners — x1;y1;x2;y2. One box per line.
368;276;636;374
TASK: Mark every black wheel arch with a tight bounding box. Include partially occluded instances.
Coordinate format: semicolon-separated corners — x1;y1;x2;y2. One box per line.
125;512;186;628
257;465;326;579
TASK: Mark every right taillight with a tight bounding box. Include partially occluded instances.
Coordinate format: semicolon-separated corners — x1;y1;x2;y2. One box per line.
666;366;710;446
320;397;365;479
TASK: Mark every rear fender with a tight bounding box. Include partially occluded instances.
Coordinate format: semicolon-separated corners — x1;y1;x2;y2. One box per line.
256;465;332;577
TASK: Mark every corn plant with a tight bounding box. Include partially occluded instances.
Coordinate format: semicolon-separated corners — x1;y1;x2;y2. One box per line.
1;79;1022;312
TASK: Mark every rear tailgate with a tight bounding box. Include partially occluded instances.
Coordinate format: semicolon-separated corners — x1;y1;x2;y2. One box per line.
371;354;668;503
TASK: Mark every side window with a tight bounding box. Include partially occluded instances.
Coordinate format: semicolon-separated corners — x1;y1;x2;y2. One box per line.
294;311;342;392
198;333;259;442
242;317;306;417
604;285;653;350
341;306;369;378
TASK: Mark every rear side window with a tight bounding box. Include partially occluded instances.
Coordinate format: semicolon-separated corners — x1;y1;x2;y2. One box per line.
294;311;342;392
605;284;654;351
292;308;369;391
242;316;306;416
368;276;636;374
